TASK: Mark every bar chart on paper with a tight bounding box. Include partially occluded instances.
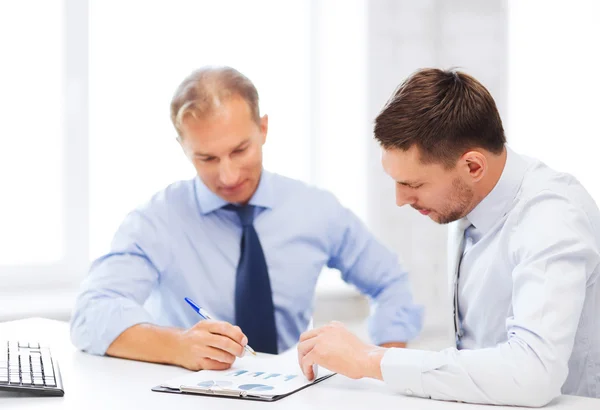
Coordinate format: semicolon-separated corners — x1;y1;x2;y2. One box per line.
159;347;332;397
195;369;300;392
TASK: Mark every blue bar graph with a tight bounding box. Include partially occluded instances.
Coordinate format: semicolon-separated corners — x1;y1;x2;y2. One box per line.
227;370;248;377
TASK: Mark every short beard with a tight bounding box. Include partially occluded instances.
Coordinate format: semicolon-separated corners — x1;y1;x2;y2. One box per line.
436;177;474;224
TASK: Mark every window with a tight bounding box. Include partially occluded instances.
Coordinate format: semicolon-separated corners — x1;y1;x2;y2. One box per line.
89;0;312;258
0;1;65;268
1;0;368;297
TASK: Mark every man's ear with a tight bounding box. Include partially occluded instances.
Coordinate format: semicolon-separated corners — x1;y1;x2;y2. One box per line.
462;150;486;182
176;136;191;160
259;114;268;144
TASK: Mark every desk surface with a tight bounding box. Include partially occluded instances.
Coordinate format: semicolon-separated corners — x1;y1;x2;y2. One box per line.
0;318;598;410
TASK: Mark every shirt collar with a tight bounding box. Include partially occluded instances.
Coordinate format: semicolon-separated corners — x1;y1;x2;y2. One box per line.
195;170;275;215
466;146;529;235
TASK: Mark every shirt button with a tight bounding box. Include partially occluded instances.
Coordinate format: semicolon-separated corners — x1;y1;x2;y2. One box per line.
405;389;413;395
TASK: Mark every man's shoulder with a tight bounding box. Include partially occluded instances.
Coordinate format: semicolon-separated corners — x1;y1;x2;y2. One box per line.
136;177;197;216
268;172;340;205
518;160;595;211
513;160;600;236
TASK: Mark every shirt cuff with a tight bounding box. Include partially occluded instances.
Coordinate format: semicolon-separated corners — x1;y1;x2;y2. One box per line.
369;304;424;345
380;347;432;399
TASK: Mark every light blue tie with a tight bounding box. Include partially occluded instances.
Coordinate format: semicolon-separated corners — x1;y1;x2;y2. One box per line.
453;218;473;348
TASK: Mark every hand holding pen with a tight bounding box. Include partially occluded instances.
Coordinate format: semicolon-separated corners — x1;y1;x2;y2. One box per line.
185;297;256;357
185;298;256;350
174;297;255;371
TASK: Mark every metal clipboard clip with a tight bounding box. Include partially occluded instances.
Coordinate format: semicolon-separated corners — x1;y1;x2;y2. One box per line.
180;385;248;397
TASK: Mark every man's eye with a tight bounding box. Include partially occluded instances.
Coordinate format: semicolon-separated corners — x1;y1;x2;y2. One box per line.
200;157;215;162
233;147;247;154
398;182;421;188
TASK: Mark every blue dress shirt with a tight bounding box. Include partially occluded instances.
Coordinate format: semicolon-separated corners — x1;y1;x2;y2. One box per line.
381;146;600;406
70;171;423;355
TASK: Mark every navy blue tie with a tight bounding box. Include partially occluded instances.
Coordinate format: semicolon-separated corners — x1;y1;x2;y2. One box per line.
227;204;278;354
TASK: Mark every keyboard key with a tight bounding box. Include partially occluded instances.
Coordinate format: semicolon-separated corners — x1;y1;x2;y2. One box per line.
44;377;56;387
41;357;53;371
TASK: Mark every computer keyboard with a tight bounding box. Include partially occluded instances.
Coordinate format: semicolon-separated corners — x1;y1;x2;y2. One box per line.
0;341;64;396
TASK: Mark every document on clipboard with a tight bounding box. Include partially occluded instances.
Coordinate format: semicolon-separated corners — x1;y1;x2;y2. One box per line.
151;346;335;402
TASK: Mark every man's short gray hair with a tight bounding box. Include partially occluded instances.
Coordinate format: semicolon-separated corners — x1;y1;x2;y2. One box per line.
170;66;260;137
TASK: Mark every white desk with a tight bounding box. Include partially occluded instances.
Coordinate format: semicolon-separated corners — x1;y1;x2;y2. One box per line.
0;318;597;410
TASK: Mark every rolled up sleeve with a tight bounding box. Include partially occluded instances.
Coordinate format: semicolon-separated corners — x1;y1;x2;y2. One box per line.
70;210;171;355
326;199;423;344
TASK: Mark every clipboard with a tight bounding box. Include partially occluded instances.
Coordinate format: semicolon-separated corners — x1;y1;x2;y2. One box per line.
151;372;335;402
151;348;335;402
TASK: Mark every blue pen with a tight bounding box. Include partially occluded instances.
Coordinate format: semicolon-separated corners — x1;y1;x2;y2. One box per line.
184;297;257;356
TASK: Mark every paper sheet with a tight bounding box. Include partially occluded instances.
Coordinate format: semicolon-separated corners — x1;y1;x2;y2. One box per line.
160;346;332;398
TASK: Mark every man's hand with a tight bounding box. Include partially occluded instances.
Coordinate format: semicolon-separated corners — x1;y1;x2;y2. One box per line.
175;320;248;371
297;321;386;381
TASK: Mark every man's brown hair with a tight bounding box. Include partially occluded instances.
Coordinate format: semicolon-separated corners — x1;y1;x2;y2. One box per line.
374;68;506;168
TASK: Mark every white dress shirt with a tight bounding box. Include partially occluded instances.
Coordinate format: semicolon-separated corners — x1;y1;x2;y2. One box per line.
380;146;600;406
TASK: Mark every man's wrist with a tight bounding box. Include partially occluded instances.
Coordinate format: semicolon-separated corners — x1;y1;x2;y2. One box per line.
170;327;188;367
362;347;386;380
380;341;407;348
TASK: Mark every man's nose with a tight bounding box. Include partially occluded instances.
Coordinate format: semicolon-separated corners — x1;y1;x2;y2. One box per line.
219;160;239;186
395;187;416;207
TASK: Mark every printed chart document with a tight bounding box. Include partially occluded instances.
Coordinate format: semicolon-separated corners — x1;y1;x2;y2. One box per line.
152;347;335;401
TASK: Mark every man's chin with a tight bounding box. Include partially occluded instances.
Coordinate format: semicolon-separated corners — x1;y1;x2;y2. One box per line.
220;192;251;205
435;214;464;225
428;212;443;224
428;212;452;225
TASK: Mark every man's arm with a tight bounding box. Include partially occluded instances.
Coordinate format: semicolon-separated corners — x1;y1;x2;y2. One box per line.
70;210;167;356
106;321;247;371
324;195;422;346
106;323;184;365
301;194;598;407
380;342;406;348
70;210;248;370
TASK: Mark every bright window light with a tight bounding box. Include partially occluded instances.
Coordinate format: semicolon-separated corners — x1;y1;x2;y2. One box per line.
89;0;311;258
508;0;600;201
0;0;65;264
